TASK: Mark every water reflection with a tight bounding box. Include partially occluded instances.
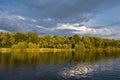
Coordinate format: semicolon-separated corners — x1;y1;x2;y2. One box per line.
0;50;120;68
60;62;113;79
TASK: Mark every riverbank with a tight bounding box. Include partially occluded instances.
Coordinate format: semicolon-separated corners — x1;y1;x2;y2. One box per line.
0;48;75;53
96;47;120;51
0;48;120;53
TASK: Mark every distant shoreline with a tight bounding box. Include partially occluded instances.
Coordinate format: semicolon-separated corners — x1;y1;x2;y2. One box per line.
0;48;75;53
0;48;120;53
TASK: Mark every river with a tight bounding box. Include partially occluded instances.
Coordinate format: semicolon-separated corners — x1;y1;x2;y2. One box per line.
0;50;120;80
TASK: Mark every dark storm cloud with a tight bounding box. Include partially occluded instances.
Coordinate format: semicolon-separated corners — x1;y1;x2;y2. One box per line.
0;0;120;39
17;0;120;18
1;0;120;20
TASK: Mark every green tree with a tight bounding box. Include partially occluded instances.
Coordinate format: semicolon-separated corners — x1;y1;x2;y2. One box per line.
82;36;93;49
11;42;27;49
75;42;85;50
26;32;39;44
28;42;39;48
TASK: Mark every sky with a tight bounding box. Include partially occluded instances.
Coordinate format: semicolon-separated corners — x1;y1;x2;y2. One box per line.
0;0;120;39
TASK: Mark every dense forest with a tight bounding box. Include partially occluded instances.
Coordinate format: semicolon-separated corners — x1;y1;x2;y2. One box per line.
0;32;120;50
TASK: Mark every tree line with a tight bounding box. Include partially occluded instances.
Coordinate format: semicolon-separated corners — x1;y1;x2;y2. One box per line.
0;32;120;49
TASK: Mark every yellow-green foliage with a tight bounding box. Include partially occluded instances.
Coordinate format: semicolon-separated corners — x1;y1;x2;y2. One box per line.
28;42;39;48
11;42;27;49
0;32;120;49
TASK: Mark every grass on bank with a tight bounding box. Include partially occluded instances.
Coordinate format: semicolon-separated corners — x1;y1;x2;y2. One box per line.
0;48;75;53
0;47;120;53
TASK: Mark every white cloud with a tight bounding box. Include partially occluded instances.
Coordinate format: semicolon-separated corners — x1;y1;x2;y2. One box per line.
36;25;56;31
17;15;26;20
0;11;26;21
36;25;46;29
31;19;37;22
43;18;52;21
56;23;112;35
0;12;35;32
0;29;10;33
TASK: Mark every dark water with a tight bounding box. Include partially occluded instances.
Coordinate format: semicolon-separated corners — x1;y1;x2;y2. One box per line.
0;50;120;80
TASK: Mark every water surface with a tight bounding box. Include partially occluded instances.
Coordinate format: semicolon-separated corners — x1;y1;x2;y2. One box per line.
0;50;120;80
